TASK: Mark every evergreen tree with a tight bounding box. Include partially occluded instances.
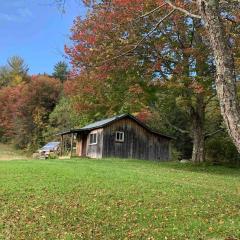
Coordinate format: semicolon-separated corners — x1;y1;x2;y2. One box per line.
52;61;69;82
0;56;29;87
7;56;29;86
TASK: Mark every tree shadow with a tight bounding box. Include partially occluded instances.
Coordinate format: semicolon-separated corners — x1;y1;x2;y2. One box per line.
158;161;240;178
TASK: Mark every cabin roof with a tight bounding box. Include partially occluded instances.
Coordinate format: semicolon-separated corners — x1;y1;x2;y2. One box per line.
81;114;126;130
57;113;173;139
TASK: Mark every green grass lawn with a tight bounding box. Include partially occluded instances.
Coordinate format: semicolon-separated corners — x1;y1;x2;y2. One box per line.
0;158;240;240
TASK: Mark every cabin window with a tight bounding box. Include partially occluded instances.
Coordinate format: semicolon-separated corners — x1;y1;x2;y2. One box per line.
89;133;97;145
115;131;124;142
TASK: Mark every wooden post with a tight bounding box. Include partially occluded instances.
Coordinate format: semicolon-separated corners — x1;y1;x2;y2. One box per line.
60;134;63;156
70;133;74;158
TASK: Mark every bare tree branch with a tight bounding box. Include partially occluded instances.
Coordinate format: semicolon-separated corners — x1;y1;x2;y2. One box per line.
54;0;66;13
85;1;201;68
204;93;217;106
166;119;190;134
165;0;201;19
205;128;224;139
136;3;167;20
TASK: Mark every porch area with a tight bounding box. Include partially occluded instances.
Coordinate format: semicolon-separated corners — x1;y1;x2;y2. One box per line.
57;130;89;158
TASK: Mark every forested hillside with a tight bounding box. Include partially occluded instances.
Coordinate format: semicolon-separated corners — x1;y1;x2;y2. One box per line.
0;0;239;163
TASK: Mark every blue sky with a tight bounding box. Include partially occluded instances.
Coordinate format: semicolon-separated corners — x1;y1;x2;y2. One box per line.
0;0;86;74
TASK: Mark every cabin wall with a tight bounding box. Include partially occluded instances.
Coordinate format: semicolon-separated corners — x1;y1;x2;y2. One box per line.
102;118;170;161
86;128;103;158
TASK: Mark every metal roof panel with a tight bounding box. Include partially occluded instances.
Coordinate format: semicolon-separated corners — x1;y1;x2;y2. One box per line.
80;114;127;130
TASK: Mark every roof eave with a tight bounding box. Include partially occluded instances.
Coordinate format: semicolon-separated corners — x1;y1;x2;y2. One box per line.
55;113;174;140
55;129;90;136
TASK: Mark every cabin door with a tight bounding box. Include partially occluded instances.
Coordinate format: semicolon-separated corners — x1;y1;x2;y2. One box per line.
81;135;88;157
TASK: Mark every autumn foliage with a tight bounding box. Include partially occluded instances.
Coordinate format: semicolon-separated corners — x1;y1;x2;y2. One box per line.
63;0;239;162
0;75;61;149
0;1;239;161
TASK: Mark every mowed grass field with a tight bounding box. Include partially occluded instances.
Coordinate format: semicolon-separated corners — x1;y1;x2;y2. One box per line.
0;146;240;240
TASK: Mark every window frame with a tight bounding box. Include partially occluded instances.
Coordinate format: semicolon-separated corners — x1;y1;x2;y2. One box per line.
115;131;124;142
89;132;97;145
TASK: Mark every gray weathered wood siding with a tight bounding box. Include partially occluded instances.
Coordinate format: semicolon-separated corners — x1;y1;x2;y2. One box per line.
86;129;103;158
102;118;170;161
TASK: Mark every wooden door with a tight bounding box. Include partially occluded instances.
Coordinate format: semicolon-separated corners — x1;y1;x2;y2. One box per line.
81;135;87;157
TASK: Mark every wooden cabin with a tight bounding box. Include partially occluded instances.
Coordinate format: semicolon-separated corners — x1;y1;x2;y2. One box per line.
58;114;172;161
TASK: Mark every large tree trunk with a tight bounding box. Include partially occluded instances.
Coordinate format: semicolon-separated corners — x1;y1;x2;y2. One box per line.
192;120;205;163
191;94;205;163
196;0;240;152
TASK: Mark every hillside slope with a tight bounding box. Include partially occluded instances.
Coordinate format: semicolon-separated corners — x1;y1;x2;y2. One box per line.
0;143;28;160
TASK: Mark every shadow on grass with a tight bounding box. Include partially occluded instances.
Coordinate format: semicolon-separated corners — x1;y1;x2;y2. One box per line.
157;161;240;178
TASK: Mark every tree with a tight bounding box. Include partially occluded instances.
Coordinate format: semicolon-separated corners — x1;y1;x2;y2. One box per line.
65;0;225;162
0;85;23;141
7;56;29;86
56;0;239;160
0;66;11;88
52;61;69;82
73;0;240;155
0;56;29;87
0;75;61;149
195;0;240;153
47;97;91;135
62;65;148;125
17;75;61;149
